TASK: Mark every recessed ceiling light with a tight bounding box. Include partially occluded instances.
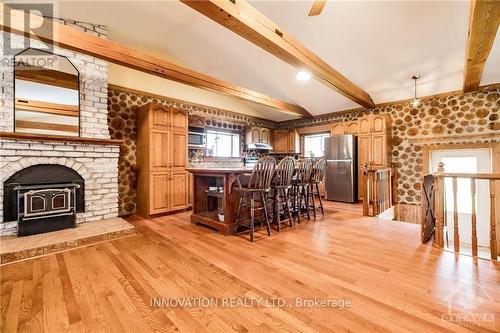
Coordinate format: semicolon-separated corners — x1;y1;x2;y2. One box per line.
296;70;311;81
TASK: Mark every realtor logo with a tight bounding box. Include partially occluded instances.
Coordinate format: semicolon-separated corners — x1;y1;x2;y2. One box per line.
442;280;495;328
2;3;53;55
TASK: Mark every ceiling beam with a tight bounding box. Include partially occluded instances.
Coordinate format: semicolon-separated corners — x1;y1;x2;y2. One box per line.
463;0;500;92
180;0;375;109
0;4;311;118
309;1;327;17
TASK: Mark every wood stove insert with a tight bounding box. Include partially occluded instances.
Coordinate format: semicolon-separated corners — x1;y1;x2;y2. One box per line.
3;164;84;236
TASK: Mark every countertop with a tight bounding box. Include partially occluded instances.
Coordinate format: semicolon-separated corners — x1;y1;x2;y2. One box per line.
186;167;253;174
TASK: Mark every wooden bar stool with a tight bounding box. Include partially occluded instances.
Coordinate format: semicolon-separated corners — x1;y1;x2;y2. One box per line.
270;157;295;231
291;159;313;224
234;156;276;242
308;158;327;218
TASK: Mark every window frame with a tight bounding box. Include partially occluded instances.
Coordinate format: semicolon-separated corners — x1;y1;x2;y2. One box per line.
302;132;330;158
205;128;242;160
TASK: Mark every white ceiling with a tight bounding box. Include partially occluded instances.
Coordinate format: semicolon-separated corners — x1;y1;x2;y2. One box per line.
56;1;500;121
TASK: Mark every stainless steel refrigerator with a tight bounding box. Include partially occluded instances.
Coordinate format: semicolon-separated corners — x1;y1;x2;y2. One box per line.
324;135;357;203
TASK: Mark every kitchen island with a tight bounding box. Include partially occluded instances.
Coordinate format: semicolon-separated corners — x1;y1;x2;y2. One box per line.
186;167;252;235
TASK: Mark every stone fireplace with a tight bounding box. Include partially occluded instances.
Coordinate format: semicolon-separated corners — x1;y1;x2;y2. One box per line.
0;19;121;236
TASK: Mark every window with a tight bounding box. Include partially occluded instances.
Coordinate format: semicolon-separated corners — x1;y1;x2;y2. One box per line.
442;156;477;214
206;130;240;158
303;133;330;158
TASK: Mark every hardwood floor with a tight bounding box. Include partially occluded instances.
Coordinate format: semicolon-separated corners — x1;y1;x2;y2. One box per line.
1;201;499;332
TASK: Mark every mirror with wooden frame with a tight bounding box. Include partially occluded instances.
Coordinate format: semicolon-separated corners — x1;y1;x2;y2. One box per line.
14;48;80;136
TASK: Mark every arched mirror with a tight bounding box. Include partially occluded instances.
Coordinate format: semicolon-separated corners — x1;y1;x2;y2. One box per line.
14;48;80;136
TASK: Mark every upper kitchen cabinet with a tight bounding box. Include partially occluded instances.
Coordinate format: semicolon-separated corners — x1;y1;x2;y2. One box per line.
171;107;189;132
345;121;359;135
246;126;271;145
331;121;359;135
331;123;345;135
273;129;299;153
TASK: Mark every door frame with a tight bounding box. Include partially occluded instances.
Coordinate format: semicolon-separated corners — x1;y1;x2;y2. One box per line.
422;141;500;254
422;142;499;175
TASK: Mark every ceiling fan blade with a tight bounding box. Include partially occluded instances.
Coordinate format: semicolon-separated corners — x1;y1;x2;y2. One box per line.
308;0;327;16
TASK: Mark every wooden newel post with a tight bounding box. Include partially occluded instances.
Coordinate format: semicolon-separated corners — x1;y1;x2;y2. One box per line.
434;162;445;248
362;163;369;216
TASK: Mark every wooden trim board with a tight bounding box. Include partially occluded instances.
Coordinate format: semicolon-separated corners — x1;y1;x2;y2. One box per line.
0;131;123;145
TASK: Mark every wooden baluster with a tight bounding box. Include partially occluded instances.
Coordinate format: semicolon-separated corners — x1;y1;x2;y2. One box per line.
373;172;378;216
471;179;478;257
490;180;497;260
362;163;369;216
388;169;392;209
452;177;459;253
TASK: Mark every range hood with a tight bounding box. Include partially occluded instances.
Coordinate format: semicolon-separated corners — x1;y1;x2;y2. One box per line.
246;143;273;150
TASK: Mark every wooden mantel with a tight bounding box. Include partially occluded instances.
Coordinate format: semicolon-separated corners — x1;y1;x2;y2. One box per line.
0;132;124;146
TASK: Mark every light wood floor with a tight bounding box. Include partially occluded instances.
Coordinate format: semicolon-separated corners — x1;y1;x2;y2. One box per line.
1;202;499;332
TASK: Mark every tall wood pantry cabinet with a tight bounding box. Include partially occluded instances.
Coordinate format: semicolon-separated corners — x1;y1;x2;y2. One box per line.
357;114;391;199
136;103;189;217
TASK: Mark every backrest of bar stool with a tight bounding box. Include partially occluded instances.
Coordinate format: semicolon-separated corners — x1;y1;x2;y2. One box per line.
295;159;313;184
247;156;276;190
311;158;327;183
274;156;295;188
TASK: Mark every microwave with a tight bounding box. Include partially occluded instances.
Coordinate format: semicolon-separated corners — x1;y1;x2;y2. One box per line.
188;127;206;148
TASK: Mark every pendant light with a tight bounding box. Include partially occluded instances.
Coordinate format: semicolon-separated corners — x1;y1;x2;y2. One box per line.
411;75;422;108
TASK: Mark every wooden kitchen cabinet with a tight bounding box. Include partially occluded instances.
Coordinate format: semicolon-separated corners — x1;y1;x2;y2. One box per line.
260;128;270;144
251;128;261;143
356;114;391;199
331;123;345;135
287;130;299;153
137;103;189;217
246;126;271;145
273;129;298;152
345;121;359;135
273;130;287;152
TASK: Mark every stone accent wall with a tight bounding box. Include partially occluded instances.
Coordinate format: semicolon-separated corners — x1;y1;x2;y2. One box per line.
279;87;500;205
0;20;109;138
0;139;119;235
107;87;273;215
0;20;119;235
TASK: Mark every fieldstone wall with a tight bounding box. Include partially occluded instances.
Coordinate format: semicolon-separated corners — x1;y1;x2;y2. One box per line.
0;140;119;235
279;87;500;205
107;87;272;215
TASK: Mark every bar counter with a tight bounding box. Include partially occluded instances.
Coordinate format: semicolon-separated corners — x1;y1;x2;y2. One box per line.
186;167;252;235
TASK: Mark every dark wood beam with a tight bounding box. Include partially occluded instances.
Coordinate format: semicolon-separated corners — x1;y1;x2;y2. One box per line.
180;0;375;109
0;4;311;118
463;0;500;92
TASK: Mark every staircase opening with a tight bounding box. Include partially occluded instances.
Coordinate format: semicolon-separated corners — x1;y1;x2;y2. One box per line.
430;148;492;258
